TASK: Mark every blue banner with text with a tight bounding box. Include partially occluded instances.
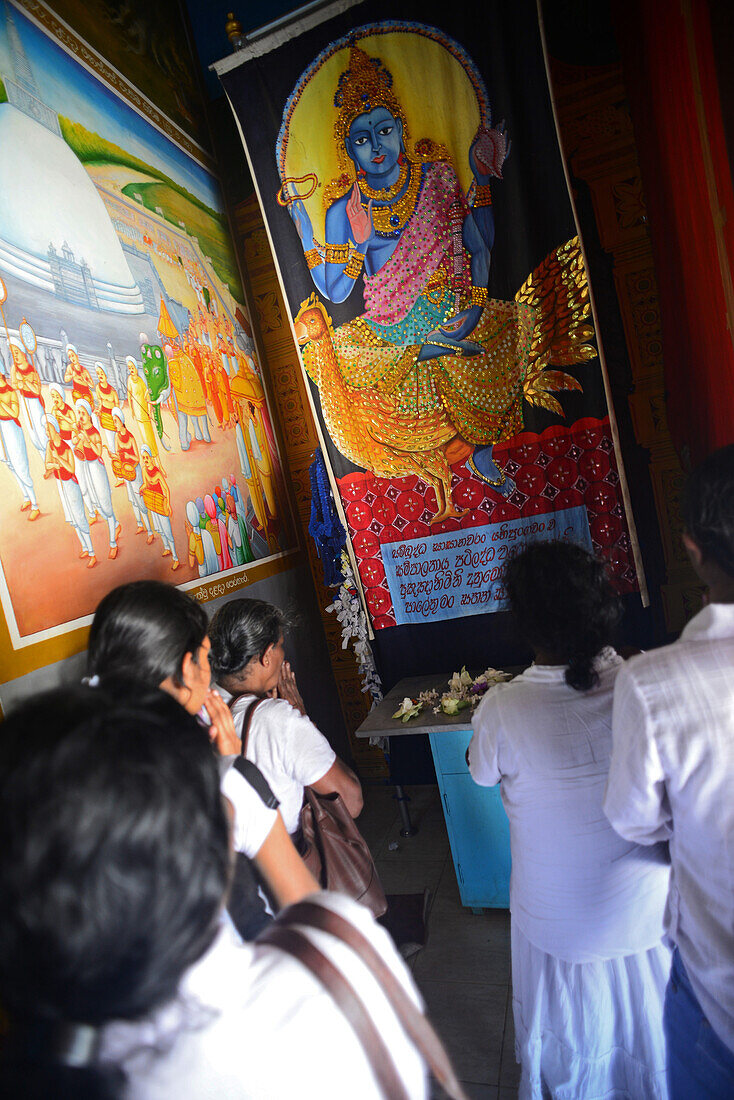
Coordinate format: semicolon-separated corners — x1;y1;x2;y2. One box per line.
382;507;593;625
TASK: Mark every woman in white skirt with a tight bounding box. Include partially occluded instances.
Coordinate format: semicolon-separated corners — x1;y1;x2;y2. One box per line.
468;542;671;1099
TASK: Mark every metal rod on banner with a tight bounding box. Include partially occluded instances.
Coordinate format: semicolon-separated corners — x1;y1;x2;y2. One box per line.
222;90;374;640
535;0;649;607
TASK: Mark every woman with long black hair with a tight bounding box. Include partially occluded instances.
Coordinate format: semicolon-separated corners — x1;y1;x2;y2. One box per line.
87;580;318;926
0;685;432;1098
468;542;671;1099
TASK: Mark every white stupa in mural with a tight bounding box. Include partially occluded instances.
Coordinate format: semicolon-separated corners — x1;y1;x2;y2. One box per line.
0;3;143;314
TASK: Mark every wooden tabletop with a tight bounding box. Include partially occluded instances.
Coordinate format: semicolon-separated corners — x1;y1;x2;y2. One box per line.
355;670;523;739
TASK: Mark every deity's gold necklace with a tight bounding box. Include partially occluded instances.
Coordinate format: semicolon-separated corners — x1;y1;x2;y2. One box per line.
359;160;422;237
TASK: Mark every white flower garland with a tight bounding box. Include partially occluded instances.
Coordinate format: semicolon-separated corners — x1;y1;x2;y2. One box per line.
326;551;383;706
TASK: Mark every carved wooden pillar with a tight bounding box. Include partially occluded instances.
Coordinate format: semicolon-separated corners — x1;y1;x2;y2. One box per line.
551;60;702;631
233;198;388;777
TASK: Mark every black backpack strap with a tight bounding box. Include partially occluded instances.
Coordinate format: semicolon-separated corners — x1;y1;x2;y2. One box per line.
232;757;279;810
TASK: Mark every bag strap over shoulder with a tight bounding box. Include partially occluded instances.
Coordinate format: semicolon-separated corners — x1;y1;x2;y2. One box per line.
226;695;263;757
232;757;279;810
257;922;411;1100
273;902;469;1100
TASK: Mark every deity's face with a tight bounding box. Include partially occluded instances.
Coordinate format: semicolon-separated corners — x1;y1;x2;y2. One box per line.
345;107;403;180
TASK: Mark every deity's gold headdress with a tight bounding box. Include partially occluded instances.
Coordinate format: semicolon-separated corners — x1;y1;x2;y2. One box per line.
320;43;450;214
333;46;405;148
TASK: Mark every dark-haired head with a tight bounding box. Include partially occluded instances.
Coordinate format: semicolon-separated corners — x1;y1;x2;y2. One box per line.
209;598;286;695
0;683;230;1098
504;541;622;691
87;581;210;714
681;444;734;599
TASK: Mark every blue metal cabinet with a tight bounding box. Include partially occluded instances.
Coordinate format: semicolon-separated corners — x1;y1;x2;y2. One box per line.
428;728;511;909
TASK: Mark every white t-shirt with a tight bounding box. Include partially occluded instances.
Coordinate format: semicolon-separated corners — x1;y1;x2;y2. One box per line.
99;892;428;1099
228;694;336;835
468;650;670;962
605;603;734;1053
218;758;278;859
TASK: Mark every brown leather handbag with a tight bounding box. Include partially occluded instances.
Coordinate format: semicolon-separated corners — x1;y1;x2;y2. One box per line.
300;787;388;919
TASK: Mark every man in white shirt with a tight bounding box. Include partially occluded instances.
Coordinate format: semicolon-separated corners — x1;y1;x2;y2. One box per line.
605;444;734;1099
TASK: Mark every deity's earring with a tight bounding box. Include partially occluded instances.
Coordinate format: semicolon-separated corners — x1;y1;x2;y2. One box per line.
398;152;405;166
357;168;366;180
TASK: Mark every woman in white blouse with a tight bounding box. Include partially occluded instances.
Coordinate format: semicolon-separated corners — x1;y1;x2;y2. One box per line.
209;598;363;837
0;685;429;1099
468;542;671;1099
87;581;318;923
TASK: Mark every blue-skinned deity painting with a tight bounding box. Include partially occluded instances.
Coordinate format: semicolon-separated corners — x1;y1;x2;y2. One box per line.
278;27;595;523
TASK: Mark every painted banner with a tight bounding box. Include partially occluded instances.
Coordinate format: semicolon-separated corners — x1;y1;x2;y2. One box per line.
383;504;592;625
218;0;642;632
0;1;296;679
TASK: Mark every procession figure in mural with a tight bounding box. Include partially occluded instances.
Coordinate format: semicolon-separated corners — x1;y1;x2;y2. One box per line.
140;446;179;570
205;493;232;570
48;384;76;442
285;43;593;520
110;407;151;537
229;354;279;546
225;490;252;565
164;340;211;450
126;356;159;458
0;366;39;520
43;415;95;566
72;400;120;559
139;333;172;452
64;345;94;408
9;338;46;456
95;363;120;457
186;499;218;577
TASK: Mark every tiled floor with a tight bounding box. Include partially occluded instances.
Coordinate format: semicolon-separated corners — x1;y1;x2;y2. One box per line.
361;783;520;1100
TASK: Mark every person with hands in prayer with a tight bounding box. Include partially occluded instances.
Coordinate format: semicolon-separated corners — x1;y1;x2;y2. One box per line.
209;597;363;838
87;581;318;927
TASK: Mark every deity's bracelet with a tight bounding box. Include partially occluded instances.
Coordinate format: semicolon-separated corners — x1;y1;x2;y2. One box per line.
473;183;492;208
305;248;323;270
471;286;489;307
344;251;365;279
321;242;352;265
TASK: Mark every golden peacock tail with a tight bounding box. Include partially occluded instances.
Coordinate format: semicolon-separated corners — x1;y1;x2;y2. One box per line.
515;236;596;417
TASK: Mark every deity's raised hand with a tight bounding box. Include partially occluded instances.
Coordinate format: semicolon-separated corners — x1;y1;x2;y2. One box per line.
346;182;373;245
289;199;314;249
470;121;511;181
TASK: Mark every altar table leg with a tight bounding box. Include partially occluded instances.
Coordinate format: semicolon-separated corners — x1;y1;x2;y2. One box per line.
395;785;418;837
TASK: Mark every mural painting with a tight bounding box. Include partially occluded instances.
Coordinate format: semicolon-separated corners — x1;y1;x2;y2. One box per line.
219;11;641;629
0;1;291;653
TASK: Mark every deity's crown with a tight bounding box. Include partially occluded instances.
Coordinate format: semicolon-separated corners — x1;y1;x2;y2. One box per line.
333;45;403;146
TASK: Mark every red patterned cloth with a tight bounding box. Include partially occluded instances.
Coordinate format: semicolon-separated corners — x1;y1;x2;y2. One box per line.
339;416;637;630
